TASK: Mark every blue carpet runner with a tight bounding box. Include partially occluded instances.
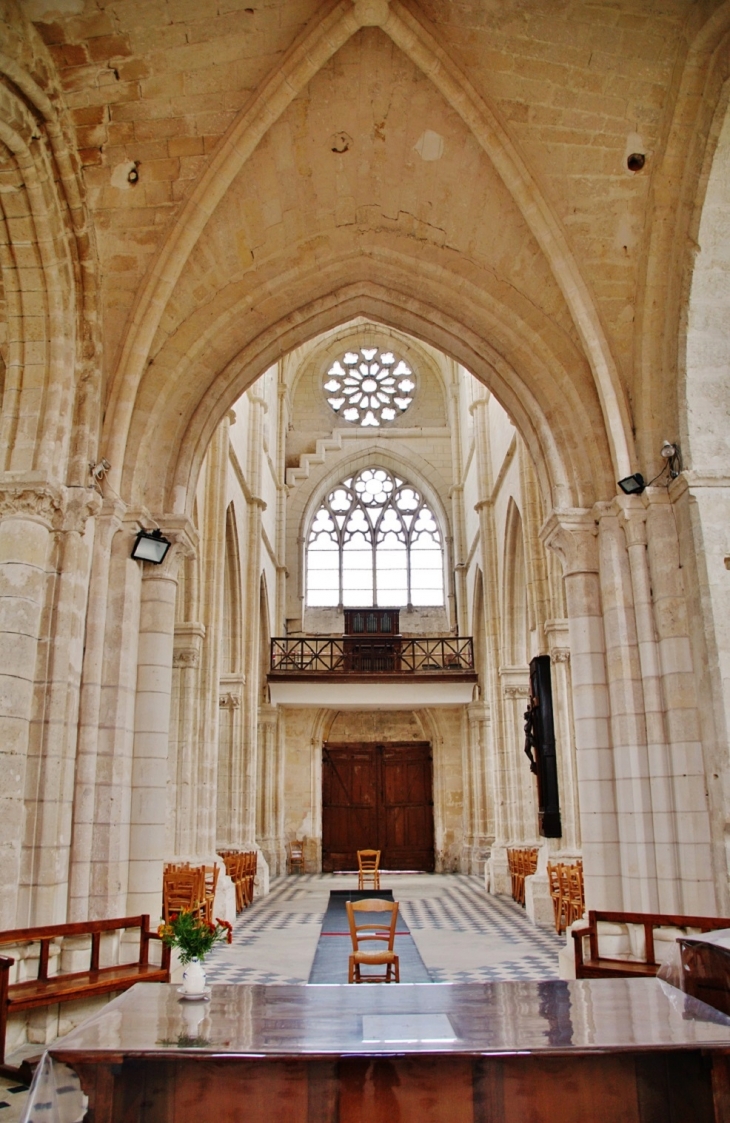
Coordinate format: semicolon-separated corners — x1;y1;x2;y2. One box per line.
308;889;432;983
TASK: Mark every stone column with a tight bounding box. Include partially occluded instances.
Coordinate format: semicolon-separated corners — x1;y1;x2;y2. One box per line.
87;527;144;918
597;506;660;913
26;486;102;926
275;371;289;636
471;395;511;896
542;510;621;910
618;498;680;911
195;422;230;856
241;394;266;849
169;623;205;855
126;518;196;918
0;485;64;928
217;677;244;846
644;486;716;913
500;669;535;843
447;374;469;634
256;703;282;875
464;701;492;874
69;498;126;921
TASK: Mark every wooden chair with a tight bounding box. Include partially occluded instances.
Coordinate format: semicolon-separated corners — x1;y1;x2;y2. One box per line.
507;847;539;907
568;863;585;926
203;864;219;923
507;849;517;901
289;839;305;874
346;899;400;983
547;863;564;933
357;849;381;890
162;867;205;923
241;851;257;908
223;853;245;913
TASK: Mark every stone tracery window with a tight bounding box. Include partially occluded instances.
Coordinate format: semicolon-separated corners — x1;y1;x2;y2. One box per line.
323;346;415;426
306;467;444;607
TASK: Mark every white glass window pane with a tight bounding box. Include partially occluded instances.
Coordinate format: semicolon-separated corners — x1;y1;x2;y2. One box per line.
376;542;408;606
342;536;373;606
410;545;443;606
307;547;339;606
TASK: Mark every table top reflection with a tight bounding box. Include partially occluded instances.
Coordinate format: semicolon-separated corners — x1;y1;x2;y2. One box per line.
49;979;730;1062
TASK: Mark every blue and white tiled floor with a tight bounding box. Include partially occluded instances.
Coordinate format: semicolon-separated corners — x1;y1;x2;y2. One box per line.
205;873;563;985
0;875;562;1120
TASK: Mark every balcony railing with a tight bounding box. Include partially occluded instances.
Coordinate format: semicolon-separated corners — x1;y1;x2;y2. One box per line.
269;636;475;676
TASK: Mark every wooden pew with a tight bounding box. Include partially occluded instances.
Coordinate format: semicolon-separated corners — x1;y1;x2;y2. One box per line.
0;915;170;1077
573;909;730;978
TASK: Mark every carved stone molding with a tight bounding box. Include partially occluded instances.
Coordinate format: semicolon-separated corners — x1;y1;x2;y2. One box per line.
173;648;200;668
219;692;241;709
551;648;570;664
0;483;102;533
503;684;530;699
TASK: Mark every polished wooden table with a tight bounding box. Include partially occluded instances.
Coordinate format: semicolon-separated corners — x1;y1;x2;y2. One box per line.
50;980;730;1121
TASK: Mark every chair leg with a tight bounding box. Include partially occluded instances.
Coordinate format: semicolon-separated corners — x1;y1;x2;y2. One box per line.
394;958;400;983
348;956;355;984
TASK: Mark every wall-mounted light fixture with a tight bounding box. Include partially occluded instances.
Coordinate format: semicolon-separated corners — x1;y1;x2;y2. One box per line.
131;527;171;564
618;473;646;495
660;440;682;478
617;440;683;497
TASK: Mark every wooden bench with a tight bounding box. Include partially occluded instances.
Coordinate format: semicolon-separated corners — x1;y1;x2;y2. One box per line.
0;914;170;1075
573;910;730;978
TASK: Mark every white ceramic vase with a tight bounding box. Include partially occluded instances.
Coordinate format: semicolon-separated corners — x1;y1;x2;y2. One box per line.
182;957;207;995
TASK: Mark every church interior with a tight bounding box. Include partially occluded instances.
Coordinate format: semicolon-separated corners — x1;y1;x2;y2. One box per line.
2;0;730;1117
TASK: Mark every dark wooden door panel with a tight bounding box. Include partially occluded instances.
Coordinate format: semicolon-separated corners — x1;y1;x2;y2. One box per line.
322;742;434;872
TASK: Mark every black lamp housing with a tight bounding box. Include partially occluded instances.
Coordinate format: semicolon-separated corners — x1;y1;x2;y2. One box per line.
617;473;646;496
131;527;171;564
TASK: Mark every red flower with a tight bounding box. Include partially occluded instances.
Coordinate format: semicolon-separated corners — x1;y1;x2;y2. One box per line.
217;918;233;944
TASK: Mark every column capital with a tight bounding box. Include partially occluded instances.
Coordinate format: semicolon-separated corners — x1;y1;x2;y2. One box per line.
540;509;599;575
614;494;648;548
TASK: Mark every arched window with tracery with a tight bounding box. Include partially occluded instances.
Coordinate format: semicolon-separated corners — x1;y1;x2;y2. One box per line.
306;467;444;608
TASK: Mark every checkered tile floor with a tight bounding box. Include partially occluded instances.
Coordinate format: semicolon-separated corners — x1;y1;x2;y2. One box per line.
205;874;563;985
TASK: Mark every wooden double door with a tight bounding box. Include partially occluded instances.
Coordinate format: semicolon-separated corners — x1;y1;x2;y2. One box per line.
322;741;435;872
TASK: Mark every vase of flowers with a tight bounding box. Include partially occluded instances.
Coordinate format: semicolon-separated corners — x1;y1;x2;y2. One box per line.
158;911;233;995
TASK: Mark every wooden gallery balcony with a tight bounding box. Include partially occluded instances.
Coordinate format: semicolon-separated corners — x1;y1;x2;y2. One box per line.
268;610;477;708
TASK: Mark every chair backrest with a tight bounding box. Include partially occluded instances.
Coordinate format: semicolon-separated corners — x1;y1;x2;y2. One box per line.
203;864;219;898
290;839;304;859
163;868;204;920
357;849;381;874
346;899;399;953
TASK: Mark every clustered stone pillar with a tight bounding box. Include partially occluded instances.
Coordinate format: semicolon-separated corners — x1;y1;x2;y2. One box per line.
0;494;56;928
543;510;621;910
617;498;679;911
68;498;125;921
127;520;196;919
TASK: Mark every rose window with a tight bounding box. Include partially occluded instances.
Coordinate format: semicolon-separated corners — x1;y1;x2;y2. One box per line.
323;347;415;427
